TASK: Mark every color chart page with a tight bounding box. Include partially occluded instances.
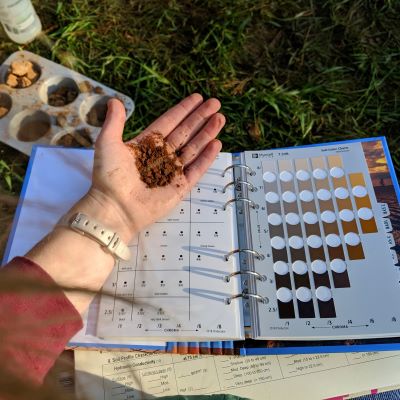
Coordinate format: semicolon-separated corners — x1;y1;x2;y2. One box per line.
243;138;400;339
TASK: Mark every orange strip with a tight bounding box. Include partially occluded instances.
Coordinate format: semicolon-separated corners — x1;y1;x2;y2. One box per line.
332;176;347;188
349;173;365;187
311;157;325;169
336;198;352;210
341;220;359;234
347;244;365;260
360;219;378;234
327;155;343;168
354;196;372;209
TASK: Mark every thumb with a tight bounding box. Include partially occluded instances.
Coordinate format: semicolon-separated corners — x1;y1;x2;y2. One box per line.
95;98;126;146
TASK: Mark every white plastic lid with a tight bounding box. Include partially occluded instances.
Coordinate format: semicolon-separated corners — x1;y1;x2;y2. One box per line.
317;189;332;201
271;236;286;250
303;211;318;225
300;190;314;202
325;234;341;248
315;286;332;302
307;235;323;248
276;287;293;303
268;213;283;226
330;167;345;179
311;260;327;274
296;286;312;302
280;170;293;182
273;261;289;275
339;209;354;222
292;260;308;275
334;187;349;199
289;236;304;249
296;169;310;181
321;210;336;224
330;259;347;273
345;232;361;246
352;185;367;198
263;171;276;183
313;168;327;180
265;191;280;204
286;212;300;225
358;207;373;221
282;191;297;203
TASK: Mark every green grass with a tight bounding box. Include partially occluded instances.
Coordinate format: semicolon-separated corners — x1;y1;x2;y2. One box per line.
1;0;400;192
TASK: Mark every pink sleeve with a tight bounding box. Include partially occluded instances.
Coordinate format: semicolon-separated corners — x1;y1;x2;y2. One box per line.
0;256;83;385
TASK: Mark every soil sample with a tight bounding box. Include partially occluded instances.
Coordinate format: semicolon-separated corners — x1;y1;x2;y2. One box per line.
48;86;78;106
86;103;107;127
56;129;92;148
0;107;8;118
6;60;40;88
127;132;183;188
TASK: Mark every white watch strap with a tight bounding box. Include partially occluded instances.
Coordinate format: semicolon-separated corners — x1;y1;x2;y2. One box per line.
60;212;131;261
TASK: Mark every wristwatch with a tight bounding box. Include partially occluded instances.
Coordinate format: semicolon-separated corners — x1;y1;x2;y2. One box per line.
59;212;131;261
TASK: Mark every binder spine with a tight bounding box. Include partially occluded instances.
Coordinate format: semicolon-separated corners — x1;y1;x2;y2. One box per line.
223;157;267;322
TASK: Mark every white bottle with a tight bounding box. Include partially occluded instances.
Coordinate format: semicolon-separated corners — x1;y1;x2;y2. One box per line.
0;0;42;44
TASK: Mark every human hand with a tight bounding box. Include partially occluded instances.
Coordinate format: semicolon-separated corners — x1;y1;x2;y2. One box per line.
80;93;225;242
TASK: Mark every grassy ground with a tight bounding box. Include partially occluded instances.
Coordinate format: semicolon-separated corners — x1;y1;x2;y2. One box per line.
1;0;400;254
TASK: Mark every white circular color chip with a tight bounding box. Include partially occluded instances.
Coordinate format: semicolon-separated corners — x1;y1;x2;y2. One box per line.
321;210;336;224
273;261;289;275
300;190;314;202
325;234;341;248
303;211;318;225
276;287;293;303
265;191;280;204
286;212;300;225
282;191;297;203
296;287;312;302
352;185;368;198
358;207;373;221
345;232;361;246
316;286;332;302
271;236;286;250
339;209;354;222
330;259;347;273
296;169;310;181
280;170;293;182
289;236;304;249
307;235;323;248
311;260;327;274
335;187;349;200
313;168;327;180
317;189;332;201
330;167;345;179
268;213;283;226
292;260;308;275
263;171;277;183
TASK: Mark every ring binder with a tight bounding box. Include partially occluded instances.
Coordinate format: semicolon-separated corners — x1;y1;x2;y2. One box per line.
225;290;268;305
222;164;255;177
223;198;258;211
224;270;266;282
222;180;256;193
224;248;265;261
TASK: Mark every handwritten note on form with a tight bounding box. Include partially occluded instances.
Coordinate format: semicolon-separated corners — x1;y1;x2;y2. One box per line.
75;350;400;399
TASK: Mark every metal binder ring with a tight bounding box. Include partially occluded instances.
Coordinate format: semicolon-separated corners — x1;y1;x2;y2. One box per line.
225;291;268;305
222;180;256;193
224;248;265;261
224;270;266;282
223;198;258;211
222;164;255;177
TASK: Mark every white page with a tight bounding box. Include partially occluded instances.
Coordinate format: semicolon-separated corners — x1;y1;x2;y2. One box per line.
75;349;400;400
96;153;244;341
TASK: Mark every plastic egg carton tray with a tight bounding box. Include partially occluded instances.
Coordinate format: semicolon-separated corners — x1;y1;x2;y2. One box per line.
0;51;134;155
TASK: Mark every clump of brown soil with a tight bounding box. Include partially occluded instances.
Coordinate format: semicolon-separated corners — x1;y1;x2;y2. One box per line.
48;86;78;106
56;129;93;148
127;132;183;188
6;60;40;88
0;107;8;118
86;103;107;127
79;80;93;93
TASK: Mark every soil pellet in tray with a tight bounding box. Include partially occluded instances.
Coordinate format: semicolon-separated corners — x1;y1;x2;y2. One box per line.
127;132;183;188
0;106;8;118
86;103;107;127
6;60;40;88
57;128;92;148
48;86;78;106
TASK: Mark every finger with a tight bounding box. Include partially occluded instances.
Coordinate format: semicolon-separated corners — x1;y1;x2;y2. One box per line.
166;98;221;150
140;93;203;138
95;98;126;147
179;113;225;166
184;139;222;189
